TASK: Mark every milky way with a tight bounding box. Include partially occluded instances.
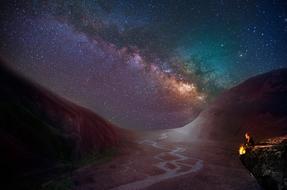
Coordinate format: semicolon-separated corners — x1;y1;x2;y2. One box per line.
0;1;286;129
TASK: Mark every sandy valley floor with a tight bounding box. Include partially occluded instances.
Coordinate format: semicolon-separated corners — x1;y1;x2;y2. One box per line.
72;129;261;190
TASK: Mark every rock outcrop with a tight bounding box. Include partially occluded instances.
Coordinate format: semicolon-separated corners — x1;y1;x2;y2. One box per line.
240;136;287;190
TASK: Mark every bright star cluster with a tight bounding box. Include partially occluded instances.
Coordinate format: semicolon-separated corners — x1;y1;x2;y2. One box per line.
0;0;286;129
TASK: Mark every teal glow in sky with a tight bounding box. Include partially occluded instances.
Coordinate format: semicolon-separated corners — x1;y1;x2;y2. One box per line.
0;0;286;129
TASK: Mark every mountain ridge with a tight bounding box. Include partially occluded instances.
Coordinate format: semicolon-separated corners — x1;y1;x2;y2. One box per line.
178;68;287;142
0;60;125;189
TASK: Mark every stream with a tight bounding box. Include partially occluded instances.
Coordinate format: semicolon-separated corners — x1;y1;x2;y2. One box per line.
110;133;203;190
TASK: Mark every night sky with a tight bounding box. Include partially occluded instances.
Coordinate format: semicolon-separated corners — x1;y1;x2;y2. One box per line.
0;0;287;129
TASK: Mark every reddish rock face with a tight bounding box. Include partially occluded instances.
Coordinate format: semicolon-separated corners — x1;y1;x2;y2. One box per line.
0;61;121;188
188;69;287;142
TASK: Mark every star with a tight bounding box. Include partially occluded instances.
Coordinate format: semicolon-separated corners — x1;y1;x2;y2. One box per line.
0;0;286;129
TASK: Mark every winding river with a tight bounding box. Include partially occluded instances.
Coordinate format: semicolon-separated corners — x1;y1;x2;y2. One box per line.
110;133;203;190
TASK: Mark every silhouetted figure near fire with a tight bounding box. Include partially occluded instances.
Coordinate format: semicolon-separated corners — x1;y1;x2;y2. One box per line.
244;132;255;148
238;132;255;155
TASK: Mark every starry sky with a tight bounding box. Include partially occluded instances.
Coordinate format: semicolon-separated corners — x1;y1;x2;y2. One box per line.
0;0;287;129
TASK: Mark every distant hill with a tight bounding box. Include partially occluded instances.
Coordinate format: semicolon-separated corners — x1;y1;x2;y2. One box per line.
180;68;287;142
0;60;122;189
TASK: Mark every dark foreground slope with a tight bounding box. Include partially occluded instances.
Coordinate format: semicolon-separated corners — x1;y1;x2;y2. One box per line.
240;136;287;190
0;61;122;189
182;68;287;142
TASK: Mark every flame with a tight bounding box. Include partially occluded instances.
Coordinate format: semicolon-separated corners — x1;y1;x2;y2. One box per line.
239;145;246;155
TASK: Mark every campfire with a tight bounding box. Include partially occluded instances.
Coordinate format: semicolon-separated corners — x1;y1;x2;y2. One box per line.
239;145;246;155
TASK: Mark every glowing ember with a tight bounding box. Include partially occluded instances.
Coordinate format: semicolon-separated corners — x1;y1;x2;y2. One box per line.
239;145;246;155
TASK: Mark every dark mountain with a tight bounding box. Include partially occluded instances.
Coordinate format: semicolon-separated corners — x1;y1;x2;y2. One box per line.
182;68;287;142
0;60;122;189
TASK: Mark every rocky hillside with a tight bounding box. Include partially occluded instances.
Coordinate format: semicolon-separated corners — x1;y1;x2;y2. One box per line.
0;61;122;189
181;68;287;142
240;135;287;190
